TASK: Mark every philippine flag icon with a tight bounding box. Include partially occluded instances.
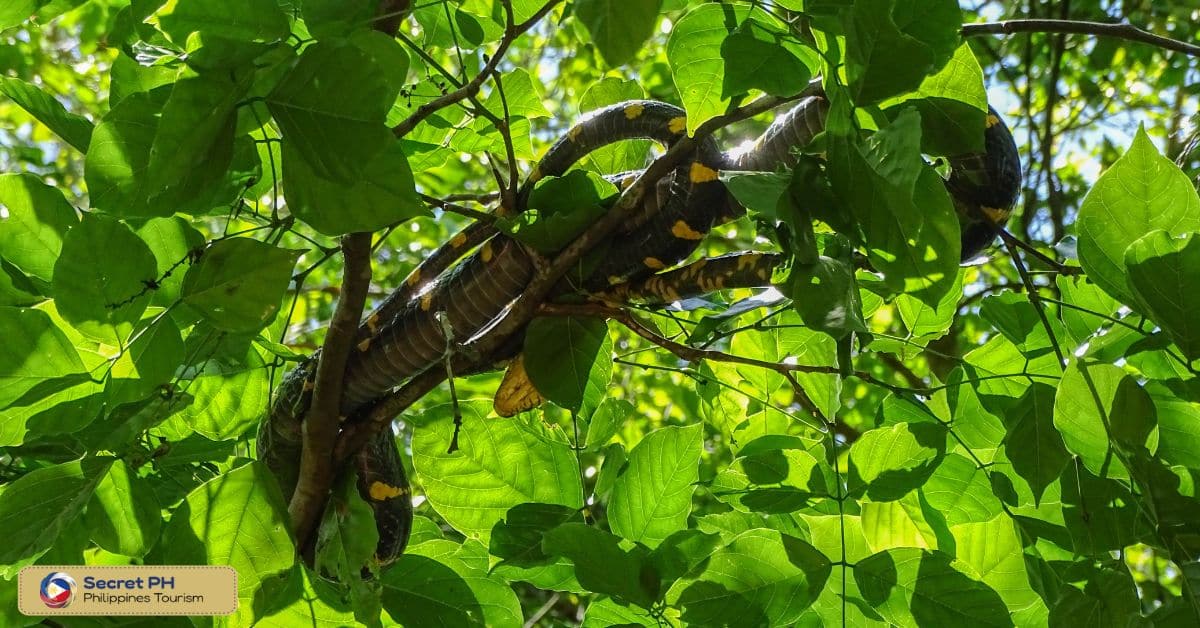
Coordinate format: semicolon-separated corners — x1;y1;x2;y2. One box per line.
39;572;76;609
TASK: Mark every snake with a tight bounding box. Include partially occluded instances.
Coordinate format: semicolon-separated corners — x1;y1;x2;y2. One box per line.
257;86;1022;571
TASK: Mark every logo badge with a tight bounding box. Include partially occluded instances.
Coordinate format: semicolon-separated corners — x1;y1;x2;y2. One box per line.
39;572;75;609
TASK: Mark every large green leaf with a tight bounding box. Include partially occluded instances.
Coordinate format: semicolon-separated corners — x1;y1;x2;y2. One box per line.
666;529;831;626
85;90;166;217
154;0;289;45
0;1;41;33
843;0;961;105
666;3;752;135
281;138;425;236
1124;230;1200;361
381;541;523;627
52;213;157;343
180;238;300;333
1053;360;1155;480
710;446;833;514
412;401;584;541
1147;379;1200;470
855;548;1013;627
0;456;113;572
256;567;357;627
1076;127;1200;305
848;421;946;500
999;383;1069;503
951;516;1048;623
882;43;986;155
861;495;944;552
267;40;395;182
542;523;658;607
136;216;206;311
162;348;269;440
0;173;79;283
922;453;1001;526
144;73;247;211
575;0;662;67
0;77;93;152
608;423;702;547
161;462;296;603
85;459;162;557
300;0;381;39
523;315;611;413
0;304;101;445
720;18;816;98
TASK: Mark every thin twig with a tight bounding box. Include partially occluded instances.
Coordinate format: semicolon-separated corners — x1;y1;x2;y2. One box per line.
962;19;1200;58
420;193;498;224
391;0;564;137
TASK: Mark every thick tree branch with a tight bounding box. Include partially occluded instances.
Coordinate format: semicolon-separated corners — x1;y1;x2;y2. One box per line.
962;19;1200;57
391;0;564;138
289;232;373;547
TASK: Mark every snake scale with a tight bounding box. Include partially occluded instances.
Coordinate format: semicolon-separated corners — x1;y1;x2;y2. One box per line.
258;86;1022;570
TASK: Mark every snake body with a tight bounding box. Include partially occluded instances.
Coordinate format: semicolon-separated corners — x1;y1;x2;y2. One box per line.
259;89;1022;569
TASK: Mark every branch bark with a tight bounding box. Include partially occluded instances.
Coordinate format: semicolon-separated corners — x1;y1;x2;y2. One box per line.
288;232;373;547
962;19;1200;57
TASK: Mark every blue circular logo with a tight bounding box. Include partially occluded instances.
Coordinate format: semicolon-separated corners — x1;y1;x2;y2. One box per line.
39;571;75;609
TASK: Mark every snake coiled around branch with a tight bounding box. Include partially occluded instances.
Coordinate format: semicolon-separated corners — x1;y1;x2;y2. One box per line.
258;86;1021;571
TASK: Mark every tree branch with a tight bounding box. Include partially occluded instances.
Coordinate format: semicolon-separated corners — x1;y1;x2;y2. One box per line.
288;232;373;548
962;19;1200;58
391;0;564;138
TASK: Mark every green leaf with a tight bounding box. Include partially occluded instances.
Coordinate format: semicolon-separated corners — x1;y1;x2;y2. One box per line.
786;254;869;339
282;138;424;236
0;173;78;282
951;516;1047;620
667;3;752;135
1124;230;1200;361
85;89;167;217
85;460;162;557
1076;127;1200;305
155;0;289;45
922;453;1001;526
412;401;584;541
255;567;357;627
381;542;523;627
0;456;113;572
1000;383;1069;503
164;348;270;440
827;107;961;303
144;73;247;210
542;523;659;607
1147;379;1200;470
0;77;93;152
861;495;943;552
109;53;179;106
267;40;395;183
136;216;205;312
1054;360;1155;479
523;315;612;413
161;462;296;603
585;397;631;450
480;68;550;120
720;18;815;98
848;421;946;500
711;446;832;514
1056;275;1118;348
882;43;987;155
855;548;1013;627
314;473;378;582
52;213;157;343
579;78;649;173
843;0;961;105
666;529;831;626
180;238;300;334
609;423;702;547
488;502;583;570
980;291;1065;356
575;0;662;67
107;315;185;406
300;0;381;39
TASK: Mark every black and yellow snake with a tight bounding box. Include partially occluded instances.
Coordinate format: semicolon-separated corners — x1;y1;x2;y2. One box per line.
258;85;1022;570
